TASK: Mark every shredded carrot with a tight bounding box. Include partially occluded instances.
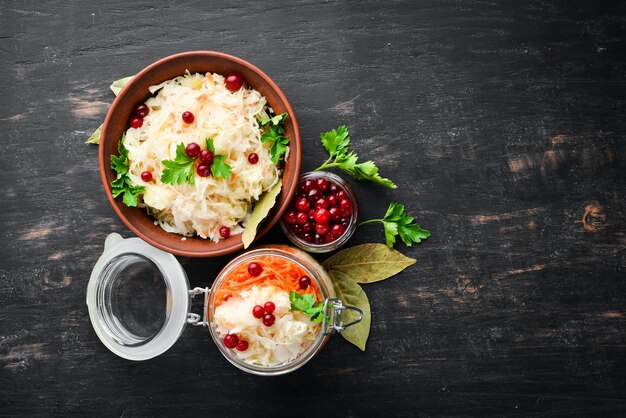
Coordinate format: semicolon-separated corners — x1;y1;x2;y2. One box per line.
214;255;322;307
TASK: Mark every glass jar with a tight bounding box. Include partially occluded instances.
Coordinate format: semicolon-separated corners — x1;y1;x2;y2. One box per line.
86;234;363;375
280;171;358;253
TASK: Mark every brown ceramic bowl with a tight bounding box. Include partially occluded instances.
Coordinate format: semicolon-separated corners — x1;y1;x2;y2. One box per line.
99;51;301;257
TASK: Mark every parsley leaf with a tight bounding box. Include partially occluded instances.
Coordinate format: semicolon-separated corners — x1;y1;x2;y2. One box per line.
211;154;232;179
269;136;289;165
290;292;317;311
315;125;397;189
111;154;128;176
258;112;288;127
205;137;215;153
205;138;232;179
161;143;195;186
259;112;289;164
109;134;145;207
161;159;195;185
360;202;431;248
320;125;350;157
289;291;325;322
173;142;194;164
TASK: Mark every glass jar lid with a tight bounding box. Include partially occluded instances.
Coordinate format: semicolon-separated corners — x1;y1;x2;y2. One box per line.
86;233;190;360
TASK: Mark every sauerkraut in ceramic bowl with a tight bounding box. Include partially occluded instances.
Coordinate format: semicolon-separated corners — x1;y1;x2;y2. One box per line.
99;51;301;257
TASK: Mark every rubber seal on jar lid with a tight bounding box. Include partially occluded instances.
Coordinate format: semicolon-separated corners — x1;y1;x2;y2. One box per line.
86;233;190;360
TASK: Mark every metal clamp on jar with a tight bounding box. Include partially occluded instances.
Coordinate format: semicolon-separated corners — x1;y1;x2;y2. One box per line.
87;233;363;375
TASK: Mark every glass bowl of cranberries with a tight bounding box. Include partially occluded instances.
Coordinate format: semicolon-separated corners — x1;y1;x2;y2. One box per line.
280;171;358;253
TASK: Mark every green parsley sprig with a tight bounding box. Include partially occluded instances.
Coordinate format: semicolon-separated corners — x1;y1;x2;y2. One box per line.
359;202;430;248
161;142;196;185
289;291;325;322
204;138;232;179
315;125;397;189
110;134;145;207
161;138;231;186
259;112;289;165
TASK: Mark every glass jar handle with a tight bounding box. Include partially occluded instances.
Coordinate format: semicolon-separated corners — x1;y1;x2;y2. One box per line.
322;298;364;335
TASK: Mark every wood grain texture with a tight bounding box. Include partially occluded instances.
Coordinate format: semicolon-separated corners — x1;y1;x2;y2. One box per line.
1;0;625;416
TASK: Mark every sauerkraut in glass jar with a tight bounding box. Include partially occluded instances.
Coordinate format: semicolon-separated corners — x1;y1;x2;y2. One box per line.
207;245;362;375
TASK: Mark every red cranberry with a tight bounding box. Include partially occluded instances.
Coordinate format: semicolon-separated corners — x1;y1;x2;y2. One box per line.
328;183;339;194
315;198;328;209
135;103;150;118
197;163;211;177
248;262;262;276
341;207;352;218
316;178;329;192
314;234;324;244
253;305;265;318
339;198;352;210
327;195;339;207
182;111;195;124
264;301;276;314
225;73;244;92
314;208;330;225
299;276;311;289
307;189;321;201
130;116;143;129
292;224;303;234
134;104;149;118
303;233;313;242
140;171;153;182
337;190;347;200
325;232;336;243
295;198;310;212
236;340;249;351
315;223;330;236
219;226;230;238
224;334;238;349
302;222;313;233
284;210;297;224
262;313;275;327
308;209;316;221
200;149;214;164
329;207;342;221
301;179;315;192
331;223;345;237
295;212;308;225
248;153;259;164
340;218;350;228
185;142;201;158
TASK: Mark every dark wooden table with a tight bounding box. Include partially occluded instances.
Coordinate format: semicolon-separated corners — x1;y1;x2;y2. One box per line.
1;1;625;416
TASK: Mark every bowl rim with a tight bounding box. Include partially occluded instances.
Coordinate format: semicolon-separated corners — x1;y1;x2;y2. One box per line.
98;51;301;257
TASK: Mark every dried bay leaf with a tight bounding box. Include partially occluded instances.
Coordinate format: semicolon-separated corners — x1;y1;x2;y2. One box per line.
85;124;102;144
322;243;416;283
241;179;282;249
330;269;371;351
109;76;133;95
86;76;133;144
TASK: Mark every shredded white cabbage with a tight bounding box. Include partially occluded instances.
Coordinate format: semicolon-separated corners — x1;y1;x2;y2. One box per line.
213;285;320;367
123;72;282;241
